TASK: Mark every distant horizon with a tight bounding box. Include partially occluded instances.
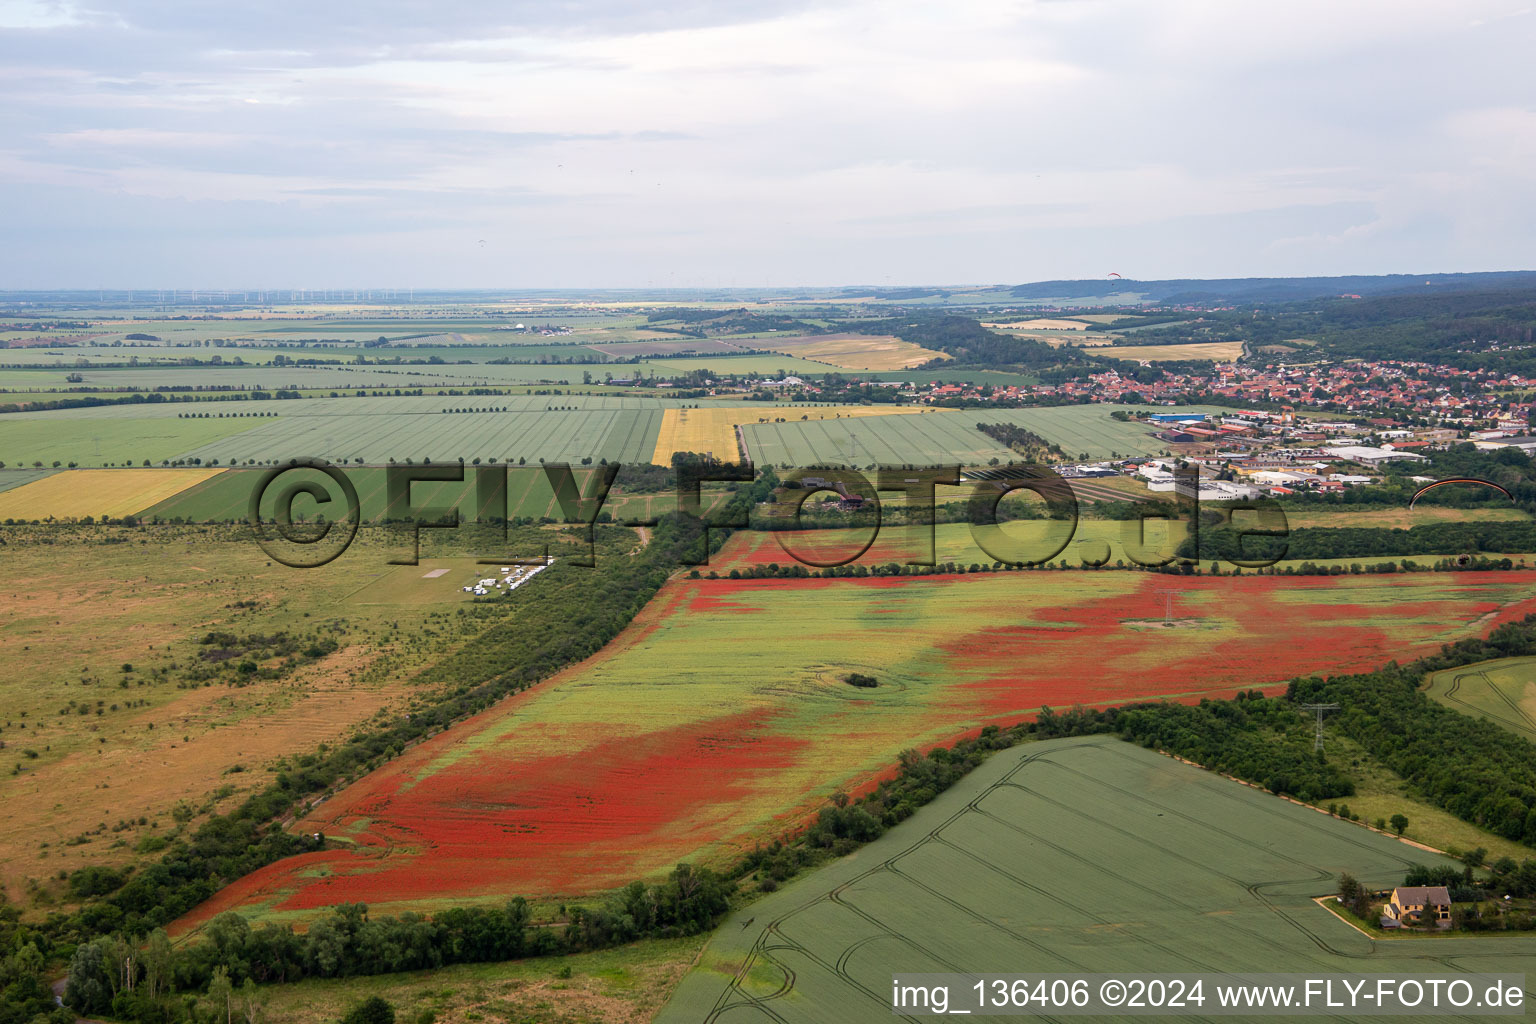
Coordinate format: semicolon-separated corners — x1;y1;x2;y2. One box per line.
5;268;1536;299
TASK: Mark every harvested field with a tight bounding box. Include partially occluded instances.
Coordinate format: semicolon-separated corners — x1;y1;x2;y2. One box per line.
981;317;1089;330
758;333;947;370
0;467;223;519
1101;341;1246;361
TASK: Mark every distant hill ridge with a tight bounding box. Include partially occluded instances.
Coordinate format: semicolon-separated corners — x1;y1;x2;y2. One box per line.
1010;271;1536;304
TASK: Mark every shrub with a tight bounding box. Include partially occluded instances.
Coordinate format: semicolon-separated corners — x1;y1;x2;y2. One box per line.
341;997;396;1024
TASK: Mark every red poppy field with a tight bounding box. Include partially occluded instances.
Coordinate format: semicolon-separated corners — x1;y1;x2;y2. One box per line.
184;555;1536;929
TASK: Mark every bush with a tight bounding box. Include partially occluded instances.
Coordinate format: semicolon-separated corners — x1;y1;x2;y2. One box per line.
68;865;127;899
341;996;396;1024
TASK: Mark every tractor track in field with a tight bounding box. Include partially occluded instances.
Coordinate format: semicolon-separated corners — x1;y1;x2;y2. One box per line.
690;738;1502;1023
1439;666;1536;738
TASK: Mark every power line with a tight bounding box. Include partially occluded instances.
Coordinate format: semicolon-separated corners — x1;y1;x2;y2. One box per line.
1301;703;1341;753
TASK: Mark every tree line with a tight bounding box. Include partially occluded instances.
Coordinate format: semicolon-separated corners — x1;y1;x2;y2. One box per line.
1183;519;1536;563
63;863;732;1022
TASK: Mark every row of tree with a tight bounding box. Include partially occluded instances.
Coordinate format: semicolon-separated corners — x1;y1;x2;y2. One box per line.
65;863;732;1022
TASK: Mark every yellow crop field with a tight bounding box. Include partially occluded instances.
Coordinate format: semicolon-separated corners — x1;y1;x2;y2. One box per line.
0;468;225;519
1102;341;1246;362
651;406;932;464
762;333;948;370
982;318;1089;330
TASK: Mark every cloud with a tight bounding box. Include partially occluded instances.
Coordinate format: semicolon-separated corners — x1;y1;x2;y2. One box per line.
2;0;1534;287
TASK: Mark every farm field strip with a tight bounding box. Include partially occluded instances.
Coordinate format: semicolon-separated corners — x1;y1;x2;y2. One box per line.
1067;477;1152;503
0;467;224;519
0;415;265;467
147;466;728;524
659;737;1515;1024
652;406;932;465
144;465;602;523
8;393;677;423
1426;656;1536;742
982;316;1093;330
718;521;1189;570
585;338;749;357
755;333;948;370
971;404;1230;459
1281;506;1531;529
170;407;664;467
1100;341;1246;361
740;411;1012;467
2;358;703;387
0;468;58;494
188;565;1536;923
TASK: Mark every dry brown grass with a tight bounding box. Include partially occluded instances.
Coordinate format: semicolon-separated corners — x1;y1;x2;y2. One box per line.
256;938;704;1024
0;528;455;905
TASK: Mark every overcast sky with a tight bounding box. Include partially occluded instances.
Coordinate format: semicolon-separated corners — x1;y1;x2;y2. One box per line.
3;0;1535;289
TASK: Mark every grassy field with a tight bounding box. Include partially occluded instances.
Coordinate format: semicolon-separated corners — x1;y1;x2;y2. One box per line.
189;562;1536;923
972;404;1230;459
0;415;262;467
1425;656;1536;743
1281;505;1530;530
0;467;223;519
256;937;706;1024
651;406;932;465
659;736;1523;1024
1325;733;1535;864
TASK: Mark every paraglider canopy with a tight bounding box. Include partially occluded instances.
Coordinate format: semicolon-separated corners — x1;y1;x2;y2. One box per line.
1108;272;1122;279
1408;478;1512;509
